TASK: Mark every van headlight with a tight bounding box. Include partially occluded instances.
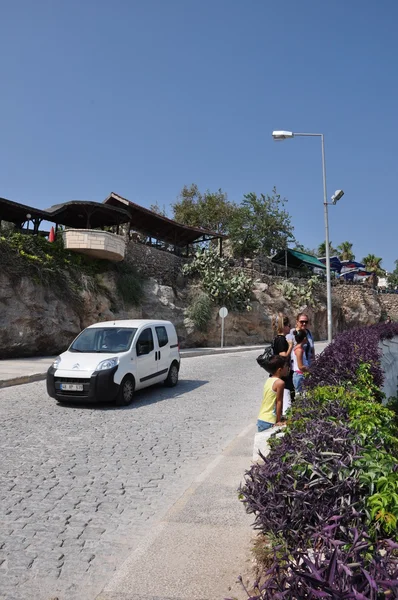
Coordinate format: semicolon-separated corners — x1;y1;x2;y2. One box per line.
53;356;61;369
95;357;119;371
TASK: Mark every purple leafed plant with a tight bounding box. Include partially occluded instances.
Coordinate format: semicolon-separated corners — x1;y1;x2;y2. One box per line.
306;323;398;390
242;529;398;599
240;415;365;548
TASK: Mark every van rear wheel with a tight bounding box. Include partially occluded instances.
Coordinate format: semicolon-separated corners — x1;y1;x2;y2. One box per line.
164;362;179;387
115;376;135;406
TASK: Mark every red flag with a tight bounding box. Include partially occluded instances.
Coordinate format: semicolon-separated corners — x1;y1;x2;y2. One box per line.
49;227;55;243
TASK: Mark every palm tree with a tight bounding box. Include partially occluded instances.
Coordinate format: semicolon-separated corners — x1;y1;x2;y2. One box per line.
337;241;355;261
317;241;337;258
362;254;384;276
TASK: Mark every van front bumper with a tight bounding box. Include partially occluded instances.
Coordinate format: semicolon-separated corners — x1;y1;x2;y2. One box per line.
46;366;119;403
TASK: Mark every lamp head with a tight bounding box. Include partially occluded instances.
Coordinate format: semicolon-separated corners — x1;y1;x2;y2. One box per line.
331;189;344;205
272;130;294;141
26;213;32;219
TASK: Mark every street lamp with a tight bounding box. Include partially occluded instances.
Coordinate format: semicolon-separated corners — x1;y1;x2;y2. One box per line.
271;130;342;343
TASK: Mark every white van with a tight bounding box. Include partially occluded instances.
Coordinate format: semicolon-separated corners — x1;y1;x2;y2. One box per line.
47;319;180;405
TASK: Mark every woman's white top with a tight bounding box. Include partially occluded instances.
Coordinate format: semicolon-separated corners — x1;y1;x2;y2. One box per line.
292;345;309;373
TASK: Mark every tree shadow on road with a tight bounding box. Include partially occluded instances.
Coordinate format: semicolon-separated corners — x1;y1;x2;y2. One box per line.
54;379;209;410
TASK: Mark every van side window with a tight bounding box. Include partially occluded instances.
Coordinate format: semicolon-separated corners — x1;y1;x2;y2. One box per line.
155;326;169;348
136;328;154;356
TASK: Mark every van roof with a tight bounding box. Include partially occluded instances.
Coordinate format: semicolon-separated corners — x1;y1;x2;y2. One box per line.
86;319;173;329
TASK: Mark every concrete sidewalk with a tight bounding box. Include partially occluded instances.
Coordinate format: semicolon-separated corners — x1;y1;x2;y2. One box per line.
97;422;256;600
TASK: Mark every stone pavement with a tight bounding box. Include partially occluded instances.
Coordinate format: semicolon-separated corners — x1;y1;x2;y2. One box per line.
0;342;327;600
97;423;256;600
0;351;264;599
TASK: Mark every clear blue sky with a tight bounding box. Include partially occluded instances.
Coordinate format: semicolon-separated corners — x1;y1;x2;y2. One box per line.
1;1;397;269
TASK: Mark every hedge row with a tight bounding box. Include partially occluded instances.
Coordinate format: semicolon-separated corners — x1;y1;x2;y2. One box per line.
238;324;398;599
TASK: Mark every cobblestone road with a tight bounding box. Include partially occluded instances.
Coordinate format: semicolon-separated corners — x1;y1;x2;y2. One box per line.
0;351;261;600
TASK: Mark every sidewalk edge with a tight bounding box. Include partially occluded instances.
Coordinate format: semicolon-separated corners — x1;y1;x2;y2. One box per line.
0;373;47;389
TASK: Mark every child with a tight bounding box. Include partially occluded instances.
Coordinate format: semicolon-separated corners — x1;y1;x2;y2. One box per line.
292;329;309;393
257;355;290;432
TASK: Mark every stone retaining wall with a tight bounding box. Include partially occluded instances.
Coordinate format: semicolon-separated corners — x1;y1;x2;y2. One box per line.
378;294;398;320
125;242;187;286
332;284;398;323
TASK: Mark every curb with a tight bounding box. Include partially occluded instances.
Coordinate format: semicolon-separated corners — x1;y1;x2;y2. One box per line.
0;346;266;390
0;373;47;390
180;345;265;359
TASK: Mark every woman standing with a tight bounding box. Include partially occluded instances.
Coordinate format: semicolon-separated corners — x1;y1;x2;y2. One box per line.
273;315;293;357
294;313;315;364
272;315;294;408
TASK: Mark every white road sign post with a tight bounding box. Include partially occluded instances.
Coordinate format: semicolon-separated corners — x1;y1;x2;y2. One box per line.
219;306;228;349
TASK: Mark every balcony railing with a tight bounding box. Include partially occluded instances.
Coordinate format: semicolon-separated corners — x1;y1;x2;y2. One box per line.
62;229;126;262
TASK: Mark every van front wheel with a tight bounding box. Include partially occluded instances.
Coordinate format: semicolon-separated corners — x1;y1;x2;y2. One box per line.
115;376;135;406
164;362;179;387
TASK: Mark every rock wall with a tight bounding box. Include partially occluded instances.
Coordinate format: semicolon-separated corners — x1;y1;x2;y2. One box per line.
1;241;397;358
378;294;398;320
331;284;382;327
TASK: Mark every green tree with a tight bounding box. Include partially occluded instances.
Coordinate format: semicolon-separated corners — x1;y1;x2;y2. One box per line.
171;184;237;234
293;243;318;256
228;188;295;258
149;202;167;217
387;260;398;288
317;241;337;257
362;254;384;276
337;241;355;261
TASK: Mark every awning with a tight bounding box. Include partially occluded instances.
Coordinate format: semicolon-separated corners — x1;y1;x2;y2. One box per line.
271;249;326;271
103;192;226;247
45;201;131;228
318;255;342;272
0;197;48;224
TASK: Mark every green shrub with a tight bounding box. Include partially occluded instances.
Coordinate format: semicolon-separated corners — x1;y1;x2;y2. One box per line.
187;292;213;331
114;262;144;306
288;363;398;536
182;249;252;311
0;232;145;310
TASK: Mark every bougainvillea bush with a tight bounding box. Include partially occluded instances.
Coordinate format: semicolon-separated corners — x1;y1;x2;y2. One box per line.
238;324;398;598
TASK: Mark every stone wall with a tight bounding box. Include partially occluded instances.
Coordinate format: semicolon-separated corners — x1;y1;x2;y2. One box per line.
332;284;398;326
125;242;187;286
331;284;382;327
378;294;398;320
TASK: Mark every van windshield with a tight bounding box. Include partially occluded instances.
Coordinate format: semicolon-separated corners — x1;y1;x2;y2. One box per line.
70;327;137;353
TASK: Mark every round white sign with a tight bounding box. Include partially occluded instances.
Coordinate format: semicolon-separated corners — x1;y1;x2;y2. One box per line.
219;306;228;318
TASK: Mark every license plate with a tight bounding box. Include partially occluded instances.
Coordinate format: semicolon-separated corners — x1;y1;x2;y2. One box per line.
61;383;84;392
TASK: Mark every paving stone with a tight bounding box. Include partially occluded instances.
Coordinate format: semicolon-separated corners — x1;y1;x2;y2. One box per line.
0;352;260;599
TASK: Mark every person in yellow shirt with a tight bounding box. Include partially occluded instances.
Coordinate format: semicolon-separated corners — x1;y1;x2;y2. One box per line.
257;355;289;432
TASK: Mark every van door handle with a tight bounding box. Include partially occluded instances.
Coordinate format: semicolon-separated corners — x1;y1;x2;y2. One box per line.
158;351;161;360
155;351;158;361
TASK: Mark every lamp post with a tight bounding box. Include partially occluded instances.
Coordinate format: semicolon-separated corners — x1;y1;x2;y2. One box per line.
272;131;343;343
